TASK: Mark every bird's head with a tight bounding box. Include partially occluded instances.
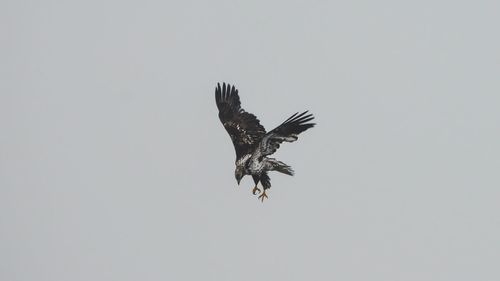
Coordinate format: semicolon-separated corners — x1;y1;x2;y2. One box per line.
234;167;244;185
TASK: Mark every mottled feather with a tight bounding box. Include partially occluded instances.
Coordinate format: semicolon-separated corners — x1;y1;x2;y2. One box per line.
259;111;316;156
215;83;266;159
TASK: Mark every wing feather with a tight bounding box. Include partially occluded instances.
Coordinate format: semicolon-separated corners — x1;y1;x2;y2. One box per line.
259;111;315;156
215;82;266;159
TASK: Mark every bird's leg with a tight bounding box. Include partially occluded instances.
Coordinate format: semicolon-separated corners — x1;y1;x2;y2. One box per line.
252;184;261;195
258;189;268;202
251;175;261;195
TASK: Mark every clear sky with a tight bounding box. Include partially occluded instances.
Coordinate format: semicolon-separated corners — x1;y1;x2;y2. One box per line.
1;0;499;280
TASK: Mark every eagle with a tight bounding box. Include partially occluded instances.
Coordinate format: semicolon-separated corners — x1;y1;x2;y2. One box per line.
215;82;315;201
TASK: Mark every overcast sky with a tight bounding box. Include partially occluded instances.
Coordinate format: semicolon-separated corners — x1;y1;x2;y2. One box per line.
1;0;499;280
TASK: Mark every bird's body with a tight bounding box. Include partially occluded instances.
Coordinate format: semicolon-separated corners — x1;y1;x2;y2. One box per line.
239;154;291;180
215;83;315;201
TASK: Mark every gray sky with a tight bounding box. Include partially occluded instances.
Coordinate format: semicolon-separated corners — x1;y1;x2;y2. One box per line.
1;0;499;280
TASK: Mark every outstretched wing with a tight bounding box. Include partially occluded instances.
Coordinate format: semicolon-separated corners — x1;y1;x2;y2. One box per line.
259;111;315;156
215;82;266;159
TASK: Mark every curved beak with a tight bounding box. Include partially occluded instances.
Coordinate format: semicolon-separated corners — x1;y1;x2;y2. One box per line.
237;178;241;185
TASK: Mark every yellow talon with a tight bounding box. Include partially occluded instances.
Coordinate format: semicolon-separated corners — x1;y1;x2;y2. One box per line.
258;190;268;202
252;185;261;195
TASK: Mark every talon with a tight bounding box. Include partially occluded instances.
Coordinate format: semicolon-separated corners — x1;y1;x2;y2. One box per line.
258;190;268;202
252;186;261;195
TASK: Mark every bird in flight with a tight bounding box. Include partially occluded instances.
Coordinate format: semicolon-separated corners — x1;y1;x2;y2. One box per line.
215;83;315;202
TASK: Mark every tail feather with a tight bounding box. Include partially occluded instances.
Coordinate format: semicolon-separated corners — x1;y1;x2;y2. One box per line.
267;158;294;176
275;162;294;176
